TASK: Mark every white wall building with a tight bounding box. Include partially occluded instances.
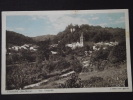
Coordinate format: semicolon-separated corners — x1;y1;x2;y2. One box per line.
66;33;84;49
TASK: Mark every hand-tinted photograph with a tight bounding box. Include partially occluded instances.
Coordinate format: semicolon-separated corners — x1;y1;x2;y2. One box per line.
1;9;132;94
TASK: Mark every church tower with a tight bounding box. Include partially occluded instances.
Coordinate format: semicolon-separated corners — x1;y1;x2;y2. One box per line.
80;33;84;47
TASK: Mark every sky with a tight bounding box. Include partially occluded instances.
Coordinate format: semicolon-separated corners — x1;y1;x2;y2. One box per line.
6;12;125;37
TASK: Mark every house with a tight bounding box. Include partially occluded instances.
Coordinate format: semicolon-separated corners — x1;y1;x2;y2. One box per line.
93;45;100;51
21;46;27;50
12;46;19;51
30;47;37;51
23;44;30;48
51;51;58;55
50;44;58;48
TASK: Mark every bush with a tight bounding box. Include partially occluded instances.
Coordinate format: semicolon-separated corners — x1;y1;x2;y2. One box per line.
71;59;82;73
91;48;110;62
55;59;71;70
6;55;13;65
59;74;83;88
43;59;71;73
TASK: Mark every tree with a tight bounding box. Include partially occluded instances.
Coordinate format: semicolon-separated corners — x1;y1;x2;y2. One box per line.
36;40;51;63
60;73;83;88
52;24;125;45
93;30;113;42
6;30;35;46
108;40;126;63
71;58;82;73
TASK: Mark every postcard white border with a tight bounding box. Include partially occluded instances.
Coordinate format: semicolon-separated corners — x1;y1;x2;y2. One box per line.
1;9;132;94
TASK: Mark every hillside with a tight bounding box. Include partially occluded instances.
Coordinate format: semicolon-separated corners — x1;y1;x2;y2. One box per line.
6;24;125;47
32;35;55;42
6;24;127;90
53;24;126;45
25;58;127;89
6;30;36;47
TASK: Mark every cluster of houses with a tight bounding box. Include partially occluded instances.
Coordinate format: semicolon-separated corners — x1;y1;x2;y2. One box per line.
66;42;83;50
8;44;38;52
84;41;118;57
50;44;58;48
93;41;118;51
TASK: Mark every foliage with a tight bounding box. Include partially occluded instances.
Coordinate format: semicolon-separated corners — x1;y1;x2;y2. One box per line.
70;58;82;73
36;40;51;62
91;48;111;62
59;74;83;88
73;47;85;56
6;53;20;65
92;30;113;42
20;50;36;62
6;30;35;46
6;63;46;90
6;50;36;65
32;35;55;42
52;24;125;45
43;58;71;73
108;41;126;63
55;59;71;70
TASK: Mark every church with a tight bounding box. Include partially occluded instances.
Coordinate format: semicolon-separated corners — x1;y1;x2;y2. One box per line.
66;32;84;49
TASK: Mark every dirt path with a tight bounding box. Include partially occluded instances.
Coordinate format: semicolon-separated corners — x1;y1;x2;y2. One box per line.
23;71;75;89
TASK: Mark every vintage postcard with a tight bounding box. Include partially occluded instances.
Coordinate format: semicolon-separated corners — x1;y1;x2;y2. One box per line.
1;9;132;94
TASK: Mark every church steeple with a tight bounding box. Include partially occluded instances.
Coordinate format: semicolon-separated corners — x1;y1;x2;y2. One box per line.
80;32;83;46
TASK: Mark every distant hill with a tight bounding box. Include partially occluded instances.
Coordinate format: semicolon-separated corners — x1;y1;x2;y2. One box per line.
6;30;35;47
32;35;55;42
